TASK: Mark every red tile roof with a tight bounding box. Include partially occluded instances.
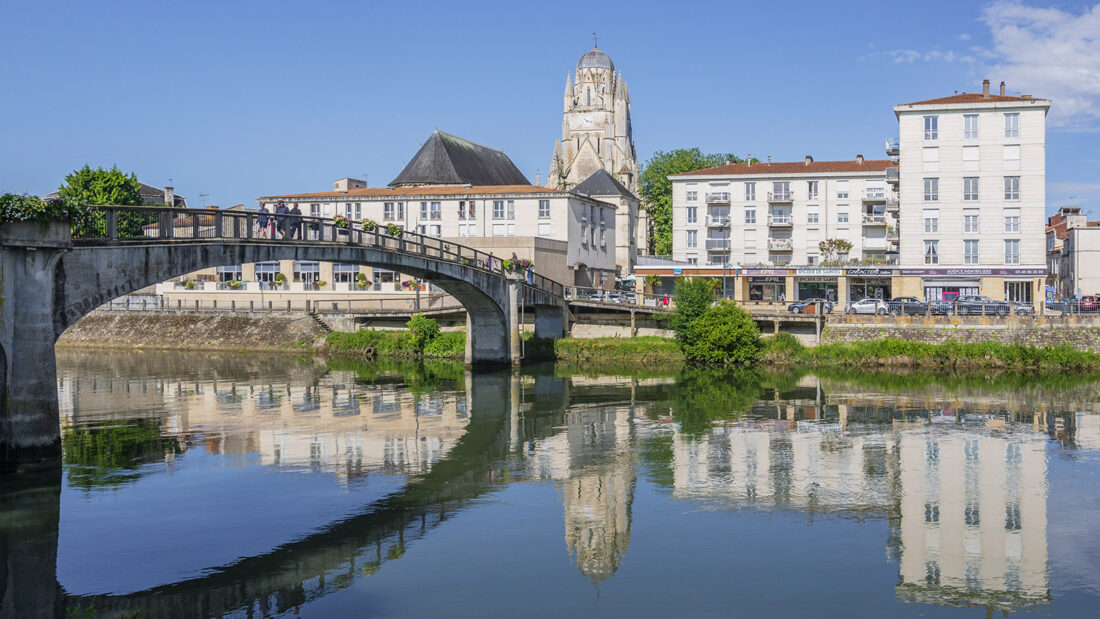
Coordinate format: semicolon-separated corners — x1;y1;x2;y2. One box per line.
675;159;896;177
899;93;1046;106
259;185;567;201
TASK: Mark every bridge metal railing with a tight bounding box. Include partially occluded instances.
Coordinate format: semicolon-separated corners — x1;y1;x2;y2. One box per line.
71;205;566;299
564;286;672;310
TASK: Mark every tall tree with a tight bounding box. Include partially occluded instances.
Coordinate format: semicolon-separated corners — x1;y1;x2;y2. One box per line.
639;149;752;255
57;165;143;206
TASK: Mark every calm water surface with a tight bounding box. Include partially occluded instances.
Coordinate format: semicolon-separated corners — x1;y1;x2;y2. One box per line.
8;349;1100;617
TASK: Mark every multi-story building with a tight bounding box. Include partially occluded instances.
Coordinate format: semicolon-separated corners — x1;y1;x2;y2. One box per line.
669;156;898;302
1045;206;1094;300
893;80;1050;302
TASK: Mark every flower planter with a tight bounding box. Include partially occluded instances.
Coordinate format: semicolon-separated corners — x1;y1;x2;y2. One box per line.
0;221;72;249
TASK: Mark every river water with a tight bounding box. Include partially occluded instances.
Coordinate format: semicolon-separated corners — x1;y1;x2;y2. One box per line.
10;349;1100;617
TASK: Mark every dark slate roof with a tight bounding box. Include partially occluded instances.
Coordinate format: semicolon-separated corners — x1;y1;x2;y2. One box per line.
573;169;636;200
389;131;530;187
137;182;186;206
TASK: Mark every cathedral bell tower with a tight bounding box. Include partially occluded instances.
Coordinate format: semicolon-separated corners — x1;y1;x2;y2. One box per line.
548;45;638;192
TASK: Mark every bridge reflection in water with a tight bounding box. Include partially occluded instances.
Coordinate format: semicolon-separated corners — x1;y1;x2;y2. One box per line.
3;353;1098;616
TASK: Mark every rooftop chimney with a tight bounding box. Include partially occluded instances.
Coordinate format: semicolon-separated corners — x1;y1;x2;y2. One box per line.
767;156;772;165
982;79;990;98
1000;81;1006;96
856;154;864;164
164;186;175;206
805;155;813;165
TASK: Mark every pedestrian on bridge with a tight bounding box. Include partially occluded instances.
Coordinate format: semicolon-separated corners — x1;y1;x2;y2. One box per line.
257;204;271;239
288;203;303;240
275;201;289;238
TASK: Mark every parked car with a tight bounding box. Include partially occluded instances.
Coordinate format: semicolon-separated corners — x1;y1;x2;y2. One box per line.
788;298;833;314
1079;296;1098;312
955;295;1010;316
1012;301;1036;316
887;296;928;315
928;300;952;315
848;298;888;315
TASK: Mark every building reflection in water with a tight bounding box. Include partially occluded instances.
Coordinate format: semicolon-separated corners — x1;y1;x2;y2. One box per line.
666;377;1062;613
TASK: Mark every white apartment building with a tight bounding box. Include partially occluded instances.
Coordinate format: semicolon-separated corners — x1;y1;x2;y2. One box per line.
893;80;1050;302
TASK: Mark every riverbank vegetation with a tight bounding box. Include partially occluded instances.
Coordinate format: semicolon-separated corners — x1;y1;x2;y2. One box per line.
326;316;465;359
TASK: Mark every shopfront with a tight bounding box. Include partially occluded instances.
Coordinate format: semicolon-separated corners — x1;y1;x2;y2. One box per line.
795;269;841;301
846;268;894;301
901;268;1045;302
747;276;787;301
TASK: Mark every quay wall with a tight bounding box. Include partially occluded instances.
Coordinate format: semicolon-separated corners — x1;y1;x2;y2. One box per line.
57;312;325;351
824;316;1100;352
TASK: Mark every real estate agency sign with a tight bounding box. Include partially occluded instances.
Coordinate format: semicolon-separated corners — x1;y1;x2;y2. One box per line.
899;268;1047;276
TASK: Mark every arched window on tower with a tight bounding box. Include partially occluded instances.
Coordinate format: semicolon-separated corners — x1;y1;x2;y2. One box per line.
586;88;591;107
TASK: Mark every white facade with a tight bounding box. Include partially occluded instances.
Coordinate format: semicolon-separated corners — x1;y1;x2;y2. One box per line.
893;84;1050;301
669;158;898;267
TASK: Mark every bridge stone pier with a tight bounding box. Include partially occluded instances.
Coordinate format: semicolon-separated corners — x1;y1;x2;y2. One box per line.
0;212;566;471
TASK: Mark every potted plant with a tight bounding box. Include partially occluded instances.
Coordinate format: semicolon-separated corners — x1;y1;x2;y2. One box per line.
333;216;350;230
183;279;197;289
362;219;377;232
317;280;328;288
274;272;286;287
227;280;243;289
356;272;368;289
386;223;403;238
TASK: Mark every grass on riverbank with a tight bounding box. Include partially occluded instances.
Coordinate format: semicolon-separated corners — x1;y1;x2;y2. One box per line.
326;329;465;359
762;332;1100;370
552;336;685;365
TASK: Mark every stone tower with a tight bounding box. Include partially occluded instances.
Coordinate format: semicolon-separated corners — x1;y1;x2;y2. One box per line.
548;46;638;192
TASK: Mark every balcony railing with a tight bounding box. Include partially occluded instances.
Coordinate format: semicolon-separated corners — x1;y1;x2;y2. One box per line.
706;215;730;227
885;137;899;156
768;238;793;250
768;215;792;226
767;192;793;203
862;237;888;251
886;196;899;211
705;192;731;204
862;214;887;225
886;168;900;184
886;227;899;240
705;239;731;250
863;190;886;202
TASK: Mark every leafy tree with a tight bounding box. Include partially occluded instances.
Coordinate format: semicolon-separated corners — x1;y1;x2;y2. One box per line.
667;277;719;340
406;314;441;352
58;165;158;238
818;238;853;264
639;149;755;255
680;302;764;365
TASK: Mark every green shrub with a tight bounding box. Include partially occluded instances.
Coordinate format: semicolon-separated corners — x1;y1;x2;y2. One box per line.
680;302;763;365
667;277;718;340
406;315;440;352
762;332;805;357
424;331;465;358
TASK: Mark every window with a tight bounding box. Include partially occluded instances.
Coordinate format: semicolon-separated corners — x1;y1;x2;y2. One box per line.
492;223;515;237
807;255;818;265
745;182;756;201
962;145;979;171
309;203;321;218
538;199;550;218
293;261;320;284
686;230;698;248
807;181;819;199
923;209;939;233
964;114;979;139
964;240;979;265
924;240;939;264
924;115;939;140
807;206;819;224
1004;209;1020;233
254;261;279;283
963;177;979;201
383;202;404;221
430;201;441;220
837;211;848;224
333;263;358;283
1005;281;1032;303
686;257;698;265
686;206;697;224
1004;112;1019;138
1004;176;1020;200
743;229;756;248
344;202;361;221
419;201;428;220
507;200;515;219
468;201;476;219
458;201;467;219
772;181;790;200
686;190;698;201
924;178;939;201
836;180;849;199
493;200;505;219
964;210;979;233
1004;239;1020;264
599;227;606;247
745;208;756;224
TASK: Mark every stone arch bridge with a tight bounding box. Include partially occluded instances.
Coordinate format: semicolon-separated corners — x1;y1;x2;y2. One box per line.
0;206;567;470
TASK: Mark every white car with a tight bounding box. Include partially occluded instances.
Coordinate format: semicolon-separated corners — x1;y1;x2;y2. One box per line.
848;298;888;315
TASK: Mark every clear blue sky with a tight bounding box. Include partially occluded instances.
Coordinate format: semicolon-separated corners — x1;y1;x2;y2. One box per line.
2;0;1097;214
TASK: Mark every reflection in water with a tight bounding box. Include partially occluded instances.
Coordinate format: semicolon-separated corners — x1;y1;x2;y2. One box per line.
1;351;1097;616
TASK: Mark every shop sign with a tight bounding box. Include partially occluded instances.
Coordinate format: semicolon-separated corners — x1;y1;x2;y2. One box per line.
900;268;1047;276
743;268;792;276
796;268;842;276
846;267;895;277
748;276;785;283
673;268;682;275
799;276;837;283
857;278;892;285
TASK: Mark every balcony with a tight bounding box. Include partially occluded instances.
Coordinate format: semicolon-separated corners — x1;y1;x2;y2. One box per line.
705;192;731;204
705;238;731;250
768;214;792;227
885;137;899;156
706;215;731;227
886;167;899;184
863;189;886;203
862;237;888;251
885;196;899;212
862;214;887;226
768;238;793;251
767;191;793;204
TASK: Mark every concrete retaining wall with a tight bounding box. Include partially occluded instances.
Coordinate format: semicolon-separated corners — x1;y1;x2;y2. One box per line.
824;321;1100;352
58;313;326;351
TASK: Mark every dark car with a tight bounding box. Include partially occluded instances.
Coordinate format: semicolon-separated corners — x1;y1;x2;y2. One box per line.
788;298;833;314
887;296;928;315
956;295;1010;316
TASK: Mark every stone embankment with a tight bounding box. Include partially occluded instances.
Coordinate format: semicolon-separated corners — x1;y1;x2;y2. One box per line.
57;311;324;351
824;315;1100;352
